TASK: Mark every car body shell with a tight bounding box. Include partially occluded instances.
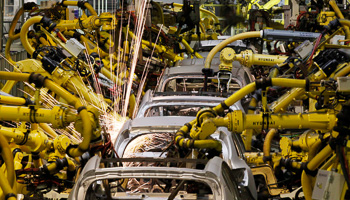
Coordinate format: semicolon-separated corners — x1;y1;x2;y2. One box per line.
69;156;247;200
116;108;257;199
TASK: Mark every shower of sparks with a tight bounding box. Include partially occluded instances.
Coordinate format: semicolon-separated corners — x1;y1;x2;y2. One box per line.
134;25;164;118
0;0;168;149
122;0;149;117
79;43;127;145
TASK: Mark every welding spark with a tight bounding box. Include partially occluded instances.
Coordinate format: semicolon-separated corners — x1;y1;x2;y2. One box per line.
122;0;149;117
134;24;164;118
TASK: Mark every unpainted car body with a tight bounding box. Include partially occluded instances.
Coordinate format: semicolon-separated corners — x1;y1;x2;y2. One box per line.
69;156;252;199
115;116;257;198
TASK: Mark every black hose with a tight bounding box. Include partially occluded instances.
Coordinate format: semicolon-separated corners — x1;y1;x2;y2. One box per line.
337;145;350;189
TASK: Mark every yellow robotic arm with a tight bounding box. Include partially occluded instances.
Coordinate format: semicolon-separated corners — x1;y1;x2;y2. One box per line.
0;71;100;158
0;126;50;153
0;134;16;200
175;78;336;149
55;13;117;32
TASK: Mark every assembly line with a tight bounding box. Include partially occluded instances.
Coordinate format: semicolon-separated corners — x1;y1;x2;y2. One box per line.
0;0;349;199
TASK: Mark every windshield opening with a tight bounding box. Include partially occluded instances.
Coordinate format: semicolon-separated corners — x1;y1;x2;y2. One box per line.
144;105;206;117
143;104;233;117
164;77;241;93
